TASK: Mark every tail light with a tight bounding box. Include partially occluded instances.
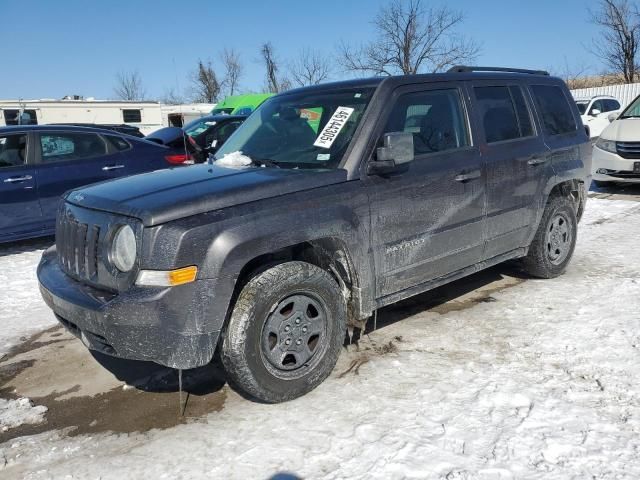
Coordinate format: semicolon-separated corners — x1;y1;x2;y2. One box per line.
165;154;192;164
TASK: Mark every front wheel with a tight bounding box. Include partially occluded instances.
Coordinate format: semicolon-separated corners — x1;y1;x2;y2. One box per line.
521;195;577;279
221;261;346;403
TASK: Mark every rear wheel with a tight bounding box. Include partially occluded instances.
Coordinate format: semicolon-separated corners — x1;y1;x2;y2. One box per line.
221;261;346;403
521;195;577;279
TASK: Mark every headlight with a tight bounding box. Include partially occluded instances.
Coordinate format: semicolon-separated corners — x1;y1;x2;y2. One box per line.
595;138;617;153
111;225;136;272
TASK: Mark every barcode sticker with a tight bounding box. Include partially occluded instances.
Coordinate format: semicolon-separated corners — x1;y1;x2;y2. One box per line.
313;107;354;149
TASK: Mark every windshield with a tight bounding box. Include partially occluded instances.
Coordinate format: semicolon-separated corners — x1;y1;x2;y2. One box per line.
214;87;376;169
211;107;234;115
620;95;640;118
183;117;216;137
575;101;588;115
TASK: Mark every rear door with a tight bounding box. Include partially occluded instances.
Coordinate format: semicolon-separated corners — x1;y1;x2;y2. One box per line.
0;131;43;240
469;81;549;259
34;130;124;228
529;83;585;201
102;134;168;175
367;82;486;298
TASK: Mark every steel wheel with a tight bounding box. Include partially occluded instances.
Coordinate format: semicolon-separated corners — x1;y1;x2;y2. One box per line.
261;293;328;377
545;212;572;265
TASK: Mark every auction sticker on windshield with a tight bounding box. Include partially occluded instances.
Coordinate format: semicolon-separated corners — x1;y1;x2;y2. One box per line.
313;107;354;148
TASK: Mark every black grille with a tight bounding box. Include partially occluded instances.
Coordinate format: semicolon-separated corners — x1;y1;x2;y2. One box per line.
616;142;640;159
56;215;100;280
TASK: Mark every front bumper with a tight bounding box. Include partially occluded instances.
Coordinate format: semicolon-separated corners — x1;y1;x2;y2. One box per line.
37;247;221;369
592;146;640;183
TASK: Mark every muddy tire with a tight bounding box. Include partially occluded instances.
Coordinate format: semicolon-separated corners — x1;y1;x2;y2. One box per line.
221;261;346;403
521;195;577;279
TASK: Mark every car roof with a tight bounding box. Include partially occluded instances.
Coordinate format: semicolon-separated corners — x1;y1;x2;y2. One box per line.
575;95;618;101
0;124;139;137
278;70;560;97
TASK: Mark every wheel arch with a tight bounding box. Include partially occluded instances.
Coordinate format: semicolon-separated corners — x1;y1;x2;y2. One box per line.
231;237;366;325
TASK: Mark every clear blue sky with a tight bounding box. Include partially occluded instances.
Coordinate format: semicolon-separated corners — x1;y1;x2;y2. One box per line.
1;0;603;100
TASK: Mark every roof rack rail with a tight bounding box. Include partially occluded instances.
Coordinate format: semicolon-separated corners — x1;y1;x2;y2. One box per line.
448;66;550;76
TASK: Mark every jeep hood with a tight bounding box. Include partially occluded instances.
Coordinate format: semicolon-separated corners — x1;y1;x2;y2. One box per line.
65;164;347;226
600;117;640;141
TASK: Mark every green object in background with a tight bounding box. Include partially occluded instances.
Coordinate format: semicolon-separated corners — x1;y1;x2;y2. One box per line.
211;93;274;115
300;107;323;133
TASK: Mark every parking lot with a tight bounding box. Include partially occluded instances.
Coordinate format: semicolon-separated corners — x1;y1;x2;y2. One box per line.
0;188;638;479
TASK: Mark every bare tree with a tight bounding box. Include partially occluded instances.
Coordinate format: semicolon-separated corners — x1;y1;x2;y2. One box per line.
260;42;291;93
339;0;480;76
190;60;220;103
113;71;146;100
289;48;332;86
590;0;640;83
160;87;185;105
220;48;243;97
552;56;592;89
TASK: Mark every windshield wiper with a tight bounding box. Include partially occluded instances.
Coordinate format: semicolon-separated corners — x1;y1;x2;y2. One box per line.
248;156;282;168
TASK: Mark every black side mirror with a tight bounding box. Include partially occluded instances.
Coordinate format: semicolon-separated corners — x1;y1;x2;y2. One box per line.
368;132;414;175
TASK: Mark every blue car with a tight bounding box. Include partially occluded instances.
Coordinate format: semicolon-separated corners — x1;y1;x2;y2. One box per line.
0;125;189;243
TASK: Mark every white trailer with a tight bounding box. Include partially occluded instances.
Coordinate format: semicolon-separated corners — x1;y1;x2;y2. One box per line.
0;99;164;135
161;103;216;127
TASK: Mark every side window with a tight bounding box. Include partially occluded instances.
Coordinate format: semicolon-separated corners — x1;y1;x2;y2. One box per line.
590;99;604;115
605;99;621;112
105;135;131;151
475;85;534;143
3;109;38;125
0;134;28;168
384;88;470;155
122;109;142;123
40;133;107;163
530;85;577;136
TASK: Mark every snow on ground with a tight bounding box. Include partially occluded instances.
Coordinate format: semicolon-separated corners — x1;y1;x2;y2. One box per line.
0;399;47;432
1;198;640;479
0;239;56;356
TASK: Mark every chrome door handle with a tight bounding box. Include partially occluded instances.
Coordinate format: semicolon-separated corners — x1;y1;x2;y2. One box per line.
527;156;548;166
455;170;481;182
102;164;125;171
3;175;33;183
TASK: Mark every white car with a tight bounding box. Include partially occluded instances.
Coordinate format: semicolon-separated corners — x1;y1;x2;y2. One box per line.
575;95;621;138
593;94;640;186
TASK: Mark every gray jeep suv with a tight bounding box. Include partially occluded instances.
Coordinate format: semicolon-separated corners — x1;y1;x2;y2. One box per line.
38;66;591;403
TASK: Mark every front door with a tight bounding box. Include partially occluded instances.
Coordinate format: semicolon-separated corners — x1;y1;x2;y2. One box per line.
0;131;43;240
367;84;486;299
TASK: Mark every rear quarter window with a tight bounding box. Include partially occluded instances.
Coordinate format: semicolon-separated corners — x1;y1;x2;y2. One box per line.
530;85;577;136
